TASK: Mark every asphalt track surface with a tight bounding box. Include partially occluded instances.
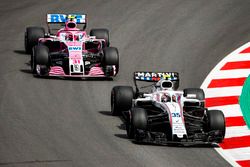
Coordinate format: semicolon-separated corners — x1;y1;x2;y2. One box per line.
0;0;250;167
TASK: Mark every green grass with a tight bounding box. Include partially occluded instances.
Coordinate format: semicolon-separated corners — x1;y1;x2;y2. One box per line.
240;75;250;129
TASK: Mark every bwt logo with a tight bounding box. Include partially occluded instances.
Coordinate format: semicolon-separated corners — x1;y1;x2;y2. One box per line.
48;14;85;23
50;14;66;22
68;46;82;51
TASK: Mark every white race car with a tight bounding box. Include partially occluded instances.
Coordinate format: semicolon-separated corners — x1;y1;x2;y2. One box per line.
111;71;225;145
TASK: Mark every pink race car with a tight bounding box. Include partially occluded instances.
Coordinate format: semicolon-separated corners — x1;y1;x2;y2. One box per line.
25;14;119;78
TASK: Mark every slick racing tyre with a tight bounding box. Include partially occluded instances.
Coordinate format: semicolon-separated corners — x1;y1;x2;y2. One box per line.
127;108;148;139
206;110;225;143
132;108;147;131
111;86;133;116
90;28;110;47
25;27;45;53
132;108;147;142
102;47;119;76
31;45;49;76
183;88;205;113
183;88;205;100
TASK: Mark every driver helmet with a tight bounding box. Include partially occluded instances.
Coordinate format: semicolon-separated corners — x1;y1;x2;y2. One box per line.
172;94;176;102
65;32;73;41
65;15;77;29
161;93;171;102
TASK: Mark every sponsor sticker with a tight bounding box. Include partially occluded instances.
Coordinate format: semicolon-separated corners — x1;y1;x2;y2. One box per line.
68;46;82;51
85;61;90;65
74;64;80;72
134;72;178;81
186;94;197;98
47;14;86;23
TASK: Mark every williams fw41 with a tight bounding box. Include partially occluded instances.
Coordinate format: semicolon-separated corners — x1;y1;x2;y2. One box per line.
25;13;119;78
111;72;225;145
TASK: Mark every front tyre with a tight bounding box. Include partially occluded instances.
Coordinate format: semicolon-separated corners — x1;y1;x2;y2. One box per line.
111;86;133;116
206;110;225;143
25;27;45;53
126;108;148;140
102;47;119;76
31;45;49;76
132;108;148;142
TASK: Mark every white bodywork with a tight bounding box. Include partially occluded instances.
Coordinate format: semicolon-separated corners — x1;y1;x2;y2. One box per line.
134;79;201;139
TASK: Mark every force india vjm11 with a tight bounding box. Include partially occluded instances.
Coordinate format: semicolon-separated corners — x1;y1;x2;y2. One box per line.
111;72;225;145
24;13;119;78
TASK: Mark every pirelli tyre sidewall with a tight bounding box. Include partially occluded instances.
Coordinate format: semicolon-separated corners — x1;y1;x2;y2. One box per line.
32;45;49;76
183;88;205;108
206;110;226;143
183;88;205;100
111;86;133;116
25;27;45;53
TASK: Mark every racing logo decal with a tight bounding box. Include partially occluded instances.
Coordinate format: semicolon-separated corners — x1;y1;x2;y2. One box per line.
47;14;86;23
74;64;80;72
68;46;82;51
134;72;178;81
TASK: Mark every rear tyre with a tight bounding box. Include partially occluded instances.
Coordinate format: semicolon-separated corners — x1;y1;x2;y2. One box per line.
102;47;119;76
183;88;205;100
31;45;49;76
25;27;45;53
90;28;110;47
206;110;225;143
111;86;133;116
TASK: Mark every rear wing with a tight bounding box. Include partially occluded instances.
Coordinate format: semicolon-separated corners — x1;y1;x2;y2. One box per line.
46;13;87;34
134;71;179;82
134;72;179;93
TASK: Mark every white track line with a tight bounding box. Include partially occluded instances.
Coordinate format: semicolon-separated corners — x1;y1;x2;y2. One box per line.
205;87;242;98
214;147;241;167
227;53;250;61
207;69;250;79
208;104;242;117
225;126;250;138
224;147;250;161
